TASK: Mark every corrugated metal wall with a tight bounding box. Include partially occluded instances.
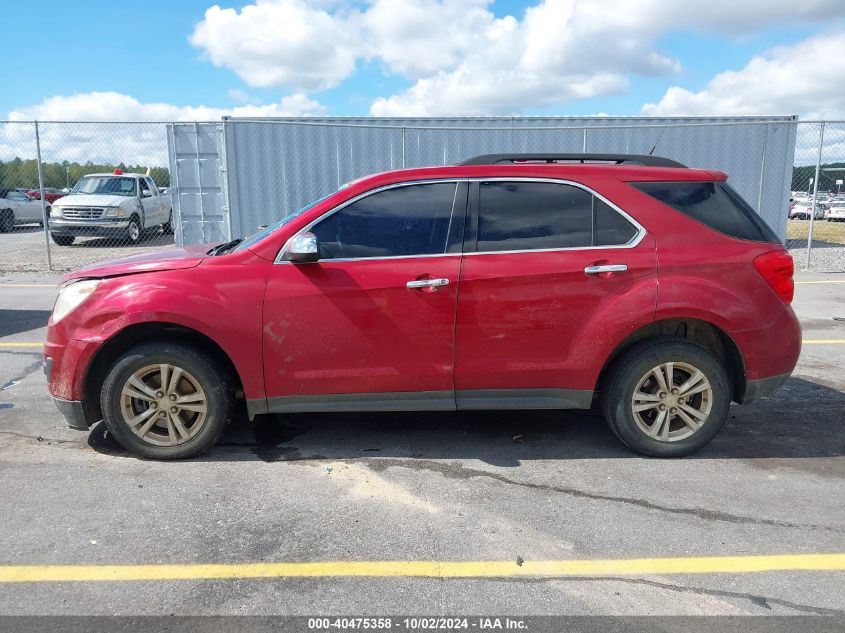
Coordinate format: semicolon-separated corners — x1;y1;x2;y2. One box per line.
168;116;798;244
167;122;230;244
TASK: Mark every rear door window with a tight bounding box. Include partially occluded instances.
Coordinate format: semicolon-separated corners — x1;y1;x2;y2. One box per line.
475;181;638;252
631;181;779;243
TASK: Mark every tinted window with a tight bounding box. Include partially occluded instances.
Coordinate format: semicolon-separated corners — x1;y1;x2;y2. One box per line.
477;181;638;252
478;182;592;251
631;181;779;243
594;199;638;245
312;182;457;259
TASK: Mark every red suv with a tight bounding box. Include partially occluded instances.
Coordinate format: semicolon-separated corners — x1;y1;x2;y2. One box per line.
45;154;800;459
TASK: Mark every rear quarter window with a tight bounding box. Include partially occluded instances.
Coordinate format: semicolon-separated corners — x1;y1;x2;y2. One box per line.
630;181;779;243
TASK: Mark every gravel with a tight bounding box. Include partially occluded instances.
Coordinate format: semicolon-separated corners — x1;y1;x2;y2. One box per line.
789;244;845;272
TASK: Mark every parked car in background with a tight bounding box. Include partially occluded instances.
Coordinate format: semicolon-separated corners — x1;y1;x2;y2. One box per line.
827;204;845;222
48;170;172;246
0;188;49;232
789;202;825;220
45;153;799;460
27;187;66;204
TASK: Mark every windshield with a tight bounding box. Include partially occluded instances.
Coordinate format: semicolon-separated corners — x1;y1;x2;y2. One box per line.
72;176;137;197
231;189;341;253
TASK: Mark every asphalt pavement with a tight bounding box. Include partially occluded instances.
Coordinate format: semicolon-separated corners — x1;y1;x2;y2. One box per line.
0;272;842;616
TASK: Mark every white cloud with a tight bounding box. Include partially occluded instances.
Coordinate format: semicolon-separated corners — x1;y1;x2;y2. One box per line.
0;91;325;165
642;32;845;120
7;91;324;122
360;0;495;77
188;0;844;116
190;2;359;91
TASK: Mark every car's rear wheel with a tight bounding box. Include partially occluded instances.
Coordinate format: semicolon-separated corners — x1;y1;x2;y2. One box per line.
0;209;14;233
100;342;233;459
602;337;730;457
162;209;174;235
50;233;74;246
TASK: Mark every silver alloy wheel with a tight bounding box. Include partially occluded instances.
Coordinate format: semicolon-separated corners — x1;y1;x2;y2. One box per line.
631;361;713;442
128;220;140;242
119;364;208;447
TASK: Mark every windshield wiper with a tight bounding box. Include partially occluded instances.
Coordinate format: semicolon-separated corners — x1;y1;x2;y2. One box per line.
208;238;243;256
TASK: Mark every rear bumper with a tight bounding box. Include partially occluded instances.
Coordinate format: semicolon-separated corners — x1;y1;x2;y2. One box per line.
51;396;89;430
738;372;791;404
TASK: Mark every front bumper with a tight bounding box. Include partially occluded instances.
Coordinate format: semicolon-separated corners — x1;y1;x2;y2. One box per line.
49;218;130;237
51;396;90;430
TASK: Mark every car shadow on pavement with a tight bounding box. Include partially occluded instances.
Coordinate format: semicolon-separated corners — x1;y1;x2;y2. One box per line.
87;376;845;465
0;309;53;337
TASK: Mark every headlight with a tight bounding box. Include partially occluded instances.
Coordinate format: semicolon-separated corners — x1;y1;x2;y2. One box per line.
52;279;100;323
103;207;127;218
50;206;62;217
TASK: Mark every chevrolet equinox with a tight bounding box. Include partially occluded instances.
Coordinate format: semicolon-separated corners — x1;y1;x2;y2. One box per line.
45;154;800;459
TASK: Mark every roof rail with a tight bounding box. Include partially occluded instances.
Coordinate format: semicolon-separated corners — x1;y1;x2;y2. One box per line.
457;153;686;168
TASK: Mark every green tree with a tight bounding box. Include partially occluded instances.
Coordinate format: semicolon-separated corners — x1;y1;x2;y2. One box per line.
0;158;170;190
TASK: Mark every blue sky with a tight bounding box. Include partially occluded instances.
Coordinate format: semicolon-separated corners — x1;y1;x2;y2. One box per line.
2;1;844;120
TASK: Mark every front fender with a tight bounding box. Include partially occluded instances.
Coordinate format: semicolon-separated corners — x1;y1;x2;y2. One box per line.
52;262;269;401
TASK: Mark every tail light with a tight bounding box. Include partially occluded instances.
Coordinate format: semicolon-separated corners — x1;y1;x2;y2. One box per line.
753;250;794;304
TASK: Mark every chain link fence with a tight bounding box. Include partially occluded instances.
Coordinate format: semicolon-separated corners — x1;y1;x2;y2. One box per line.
0;121;175;274
787;121;845;271
1;118;844;274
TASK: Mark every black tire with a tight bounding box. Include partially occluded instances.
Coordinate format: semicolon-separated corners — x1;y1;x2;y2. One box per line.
100;341;233;459
162;209;174;235
125;215;142;244
51;233;74;246
0;209;14;233
601;337;731;457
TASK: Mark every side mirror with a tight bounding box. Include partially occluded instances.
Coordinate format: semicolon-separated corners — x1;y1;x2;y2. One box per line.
141;189;153;198
283;231;320;263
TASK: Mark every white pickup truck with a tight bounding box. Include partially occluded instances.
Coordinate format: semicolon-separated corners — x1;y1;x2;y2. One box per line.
48;170;172;245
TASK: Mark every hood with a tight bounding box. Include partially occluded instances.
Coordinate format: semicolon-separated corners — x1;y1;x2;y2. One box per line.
53;193;134;207
62;244;211;283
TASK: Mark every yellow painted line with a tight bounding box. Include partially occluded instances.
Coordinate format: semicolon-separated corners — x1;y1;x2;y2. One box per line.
0;554;843;584
795;279;845;284
0;343;43;348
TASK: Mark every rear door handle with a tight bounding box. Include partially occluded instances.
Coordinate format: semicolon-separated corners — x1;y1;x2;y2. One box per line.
406;278;450;289
584;264;628;274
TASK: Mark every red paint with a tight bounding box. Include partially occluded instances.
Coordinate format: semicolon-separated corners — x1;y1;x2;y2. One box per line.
46;162;801;412
263;257;461;396
26;190;64;203
454;236;658;392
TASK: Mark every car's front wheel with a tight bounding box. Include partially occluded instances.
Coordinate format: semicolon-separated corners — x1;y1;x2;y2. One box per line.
100;342;233;459
125;215;142;244
0;209;14;233
602;338;731;457
162;209;174;235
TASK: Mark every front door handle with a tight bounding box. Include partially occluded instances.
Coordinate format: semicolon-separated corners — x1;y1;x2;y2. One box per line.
584;264;628;274
406;277;450;289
